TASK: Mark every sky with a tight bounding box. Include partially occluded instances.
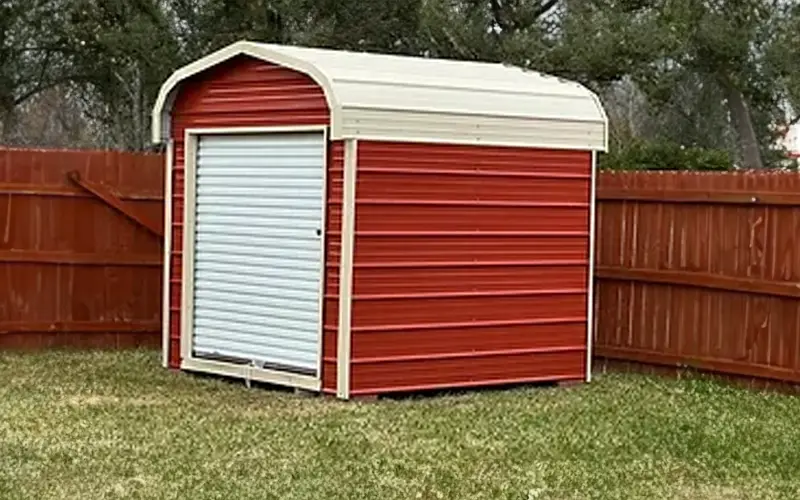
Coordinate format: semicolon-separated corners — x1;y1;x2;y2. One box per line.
784;125;800;157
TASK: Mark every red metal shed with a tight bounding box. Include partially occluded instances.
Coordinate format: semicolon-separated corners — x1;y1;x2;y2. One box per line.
152;41;608;399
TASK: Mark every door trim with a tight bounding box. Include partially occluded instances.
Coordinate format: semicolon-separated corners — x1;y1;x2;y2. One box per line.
182;357;322;392
180;125;328;390
162;140;174;368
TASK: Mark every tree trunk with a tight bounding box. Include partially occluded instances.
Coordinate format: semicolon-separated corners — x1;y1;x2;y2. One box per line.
722;80;763;169
0;108;19;145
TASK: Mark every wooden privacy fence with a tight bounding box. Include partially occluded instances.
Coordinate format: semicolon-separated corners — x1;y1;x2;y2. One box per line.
3;144;800;390
594;170;800;384
0;148;164;350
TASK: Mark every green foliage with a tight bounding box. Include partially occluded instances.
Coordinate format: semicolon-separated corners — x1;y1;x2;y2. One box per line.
0;0;68;115
601;139;733;171
171;0;296;58
1;0;799;159
57;0;181;149
563;0;797;169
296;0;424;55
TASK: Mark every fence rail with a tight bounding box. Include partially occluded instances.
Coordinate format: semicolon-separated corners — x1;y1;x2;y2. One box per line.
0;148;163;350
594;170;800;384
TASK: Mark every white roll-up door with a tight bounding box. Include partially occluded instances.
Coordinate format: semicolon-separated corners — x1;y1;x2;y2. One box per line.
191;132;325;376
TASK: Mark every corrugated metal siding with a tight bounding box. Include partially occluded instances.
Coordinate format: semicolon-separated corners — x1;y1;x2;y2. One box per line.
322;141;344;393
350;141;592;396
191;133;325;374
168;55;330;369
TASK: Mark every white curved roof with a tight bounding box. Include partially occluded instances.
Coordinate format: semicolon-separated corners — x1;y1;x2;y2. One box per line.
152;41;607;151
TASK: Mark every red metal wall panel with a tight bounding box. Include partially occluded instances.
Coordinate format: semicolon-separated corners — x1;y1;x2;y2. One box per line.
350;141;592;396
321;141;344;393
168;55;333;370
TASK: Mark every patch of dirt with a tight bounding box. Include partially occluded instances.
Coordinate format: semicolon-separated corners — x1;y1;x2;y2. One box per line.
63;395;168;407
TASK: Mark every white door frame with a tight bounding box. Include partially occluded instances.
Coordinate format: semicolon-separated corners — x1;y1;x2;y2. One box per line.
179;125;328;392
162;139;174;368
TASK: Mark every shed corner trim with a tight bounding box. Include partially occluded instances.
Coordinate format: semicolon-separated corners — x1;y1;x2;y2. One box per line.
335;139;358;400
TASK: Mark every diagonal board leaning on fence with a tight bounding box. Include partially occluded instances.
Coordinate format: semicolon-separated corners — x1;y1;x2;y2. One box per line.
0;147;164;349
594;170;800;384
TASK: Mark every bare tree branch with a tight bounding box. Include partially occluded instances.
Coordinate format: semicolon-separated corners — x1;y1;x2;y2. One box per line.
490;0;561;34
533;0;560;19
13;73;87;107
489;0;512;32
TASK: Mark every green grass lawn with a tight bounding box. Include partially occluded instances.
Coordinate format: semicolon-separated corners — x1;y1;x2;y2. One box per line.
1;350;799;500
